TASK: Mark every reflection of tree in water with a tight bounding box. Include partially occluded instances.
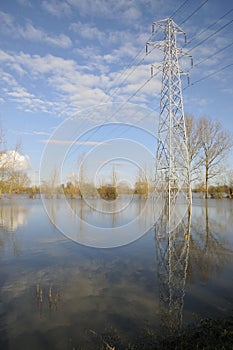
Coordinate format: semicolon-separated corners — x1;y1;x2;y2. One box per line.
0;204;29;346
155;199;233;335
187;199;232;283
0;204;29;256
0;204;29;232
155;205;191;333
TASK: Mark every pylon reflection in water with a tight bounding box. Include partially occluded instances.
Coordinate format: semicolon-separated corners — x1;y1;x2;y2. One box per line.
155;204;191;332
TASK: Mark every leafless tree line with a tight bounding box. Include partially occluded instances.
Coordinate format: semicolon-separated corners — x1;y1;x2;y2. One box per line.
1;116;231;199
0;135;30;196
185;115;233;198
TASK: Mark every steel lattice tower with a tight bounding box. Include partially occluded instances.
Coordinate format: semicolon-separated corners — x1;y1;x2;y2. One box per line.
147;18;192;211
146;19;193;332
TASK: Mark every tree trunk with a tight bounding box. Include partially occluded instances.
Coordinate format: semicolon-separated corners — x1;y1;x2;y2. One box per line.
205;161;209;199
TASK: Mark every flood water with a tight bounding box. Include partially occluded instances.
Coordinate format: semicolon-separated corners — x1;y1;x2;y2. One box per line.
0;195;232;349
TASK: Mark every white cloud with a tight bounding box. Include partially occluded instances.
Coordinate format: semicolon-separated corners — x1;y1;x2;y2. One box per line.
39;139;104;145
13;130;51;136
1;50;111;106
0;11;72;48
0;11;13;27
66;0;142;22
18;21;72;48
33;131;51;136
17;0;32;6
70;21;146;52
0;150;30;171
0;47;160;116
0;9;230;121
70;22;105;43
0;69;19;87
42;0;71;17
6;85;52;113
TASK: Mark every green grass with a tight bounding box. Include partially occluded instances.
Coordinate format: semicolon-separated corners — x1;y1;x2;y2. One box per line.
96;315;233;350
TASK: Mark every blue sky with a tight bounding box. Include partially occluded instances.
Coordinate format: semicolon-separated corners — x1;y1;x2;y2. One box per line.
0;0;233;184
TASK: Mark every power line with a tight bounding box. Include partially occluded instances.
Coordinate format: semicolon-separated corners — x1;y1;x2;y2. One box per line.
183;63;233;90
187;8;233;45
105;46;156;104
170;0;190;19
104;44;150;103
97;73;162;140
84;68;159;137
193;40;233;68
102;15;233;144
106;58;233;141
191;63;233;85
79;14;176;113
64;70;161;161
189;17;233;52
66;12;233;164
179;0;209;26
72;28;162;141
63;33;158;155
102;28;161;105
65;26;164;159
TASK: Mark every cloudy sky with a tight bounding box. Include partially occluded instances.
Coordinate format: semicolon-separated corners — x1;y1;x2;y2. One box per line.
0;0;233;182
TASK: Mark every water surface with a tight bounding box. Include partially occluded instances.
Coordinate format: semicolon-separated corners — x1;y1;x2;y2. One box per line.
0;196;232;349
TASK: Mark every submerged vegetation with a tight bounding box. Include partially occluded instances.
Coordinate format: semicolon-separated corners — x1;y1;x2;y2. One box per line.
98;185;118;200
93;315;233;350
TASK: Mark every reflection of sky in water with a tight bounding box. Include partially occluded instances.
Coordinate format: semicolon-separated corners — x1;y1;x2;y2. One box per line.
0;203;29;232
43;194;188;248
0;197;232;349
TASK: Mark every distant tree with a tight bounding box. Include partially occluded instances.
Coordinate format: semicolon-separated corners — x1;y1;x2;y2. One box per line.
223;169;233;198
134;167;149;198
11;172;30;193
0;123;7;196
117;181;132;194
111;166;117;187
7;142;22;195
76;154;97;198
198;117;233;198
42;166;59;198
98;185;118;200
64;180;80;199
77;154;86;199
185;115;203;182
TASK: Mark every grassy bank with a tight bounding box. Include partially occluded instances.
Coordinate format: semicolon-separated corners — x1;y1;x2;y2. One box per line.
94;314;233;350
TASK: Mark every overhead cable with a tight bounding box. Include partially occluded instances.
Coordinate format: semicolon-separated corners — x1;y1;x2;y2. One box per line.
179;0;209;26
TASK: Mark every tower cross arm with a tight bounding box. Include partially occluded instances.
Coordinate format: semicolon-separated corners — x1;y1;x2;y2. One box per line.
152;18;187;44
146;41;165;54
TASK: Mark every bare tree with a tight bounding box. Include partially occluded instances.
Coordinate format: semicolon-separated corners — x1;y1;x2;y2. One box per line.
134;166;149;198
42;166;59;198
198;117;233;198
0;127;30;196
77;154;86;199
64;172;82;199
0;123;8;196
77;154;96;198
8;141;22;195
185;115;203;182
222;168;233;198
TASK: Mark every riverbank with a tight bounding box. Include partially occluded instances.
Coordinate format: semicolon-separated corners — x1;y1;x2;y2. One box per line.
97;314;233;350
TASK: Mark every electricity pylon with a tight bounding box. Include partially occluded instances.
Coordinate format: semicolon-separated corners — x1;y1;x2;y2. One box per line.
146;18;193;332
146;18;192;214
